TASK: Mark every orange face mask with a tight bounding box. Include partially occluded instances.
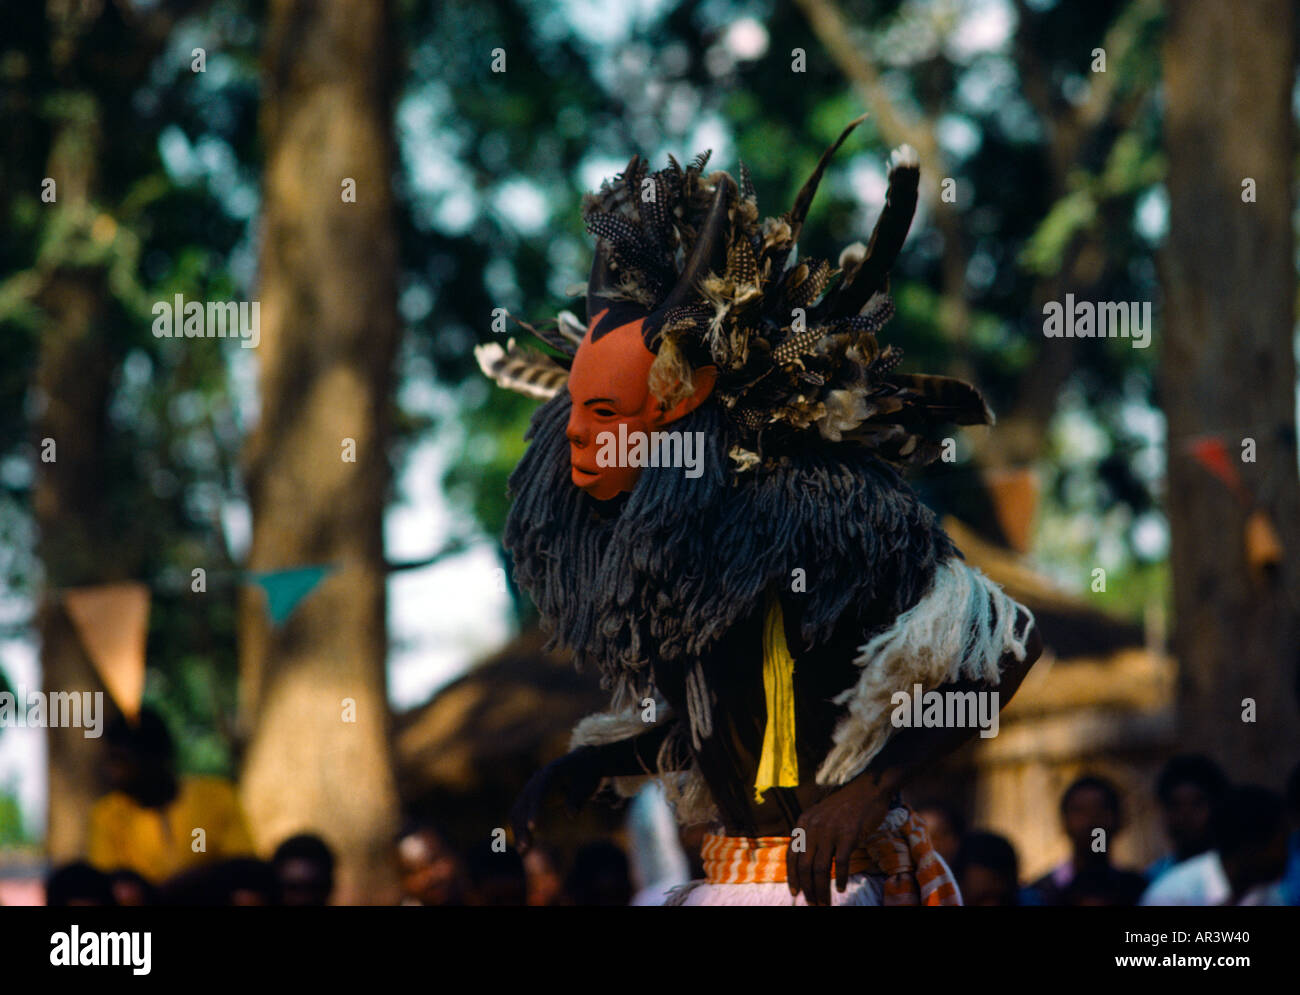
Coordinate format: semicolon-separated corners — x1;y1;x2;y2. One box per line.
565;309;716;500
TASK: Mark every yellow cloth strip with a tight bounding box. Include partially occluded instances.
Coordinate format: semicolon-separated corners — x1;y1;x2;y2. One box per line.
754;593;799;802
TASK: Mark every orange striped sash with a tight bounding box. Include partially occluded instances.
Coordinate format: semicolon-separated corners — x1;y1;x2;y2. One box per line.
700;805;961;905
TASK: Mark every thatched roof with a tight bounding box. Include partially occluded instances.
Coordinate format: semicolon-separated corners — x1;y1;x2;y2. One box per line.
391;627;620;847
942;517;1147;659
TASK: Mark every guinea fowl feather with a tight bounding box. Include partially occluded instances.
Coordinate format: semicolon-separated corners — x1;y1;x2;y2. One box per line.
481;119;990;470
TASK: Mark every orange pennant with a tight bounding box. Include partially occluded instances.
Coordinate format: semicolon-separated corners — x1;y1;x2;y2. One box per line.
983;467;1040;554
63;582;150;722
1245;508;1283;574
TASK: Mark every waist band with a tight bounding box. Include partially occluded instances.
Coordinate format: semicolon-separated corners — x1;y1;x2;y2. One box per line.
699;805;961;905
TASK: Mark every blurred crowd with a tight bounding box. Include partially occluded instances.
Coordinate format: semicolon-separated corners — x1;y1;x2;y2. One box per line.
927;757;1299;907
32;706;641;907
25;706;1300;906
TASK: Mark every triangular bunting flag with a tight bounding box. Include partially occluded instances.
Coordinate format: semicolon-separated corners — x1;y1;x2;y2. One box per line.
63;582;150;722
1187;435;1244;497
1245;508;1283;573
248;565;334;626
983;467;1040;554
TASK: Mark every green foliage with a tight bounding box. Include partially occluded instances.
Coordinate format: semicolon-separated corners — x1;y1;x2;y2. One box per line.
404;0;1174;622
0;3;261;785
1021;135;1165;277
448;385;539;539
1020;185;1098;276
0;783;32;847
0;0;1183;777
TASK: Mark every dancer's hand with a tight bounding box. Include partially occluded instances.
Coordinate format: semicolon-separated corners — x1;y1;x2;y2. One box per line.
787;774;892;906
510;747;603;854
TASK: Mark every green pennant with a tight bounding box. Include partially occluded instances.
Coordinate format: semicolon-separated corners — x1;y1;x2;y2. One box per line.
248;565;334;626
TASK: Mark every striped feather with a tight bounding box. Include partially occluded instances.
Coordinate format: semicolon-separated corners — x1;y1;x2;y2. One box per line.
888;373;993;425
474;339;568;400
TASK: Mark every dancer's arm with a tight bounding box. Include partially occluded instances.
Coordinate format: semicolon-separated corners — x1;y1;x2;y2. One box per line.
788;610;1042;905
511;721;679;853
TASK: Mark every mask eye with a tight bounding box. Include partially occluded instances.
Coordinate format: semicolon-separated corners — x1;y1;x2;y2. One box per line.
593;406;617;417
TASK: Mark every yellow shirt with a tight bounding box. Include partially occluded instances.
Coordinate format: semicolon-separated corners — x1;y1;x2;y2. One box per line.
87;776;256;882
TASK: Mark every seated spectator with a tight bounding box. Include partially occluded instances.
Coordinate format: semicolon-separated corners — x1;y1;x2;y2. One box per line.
109;869;157;906
952;831;1019;906
46;861;114;906
915;800;965;869
1140;785;1288;906
564;841;632;907
222;858;280;906
1147;754;1228;884
1064;868;1148;906
523;844;564;908
464;839;527;906
1283;762;1300;906
87;708;254;883
272;834;335;907
160;857;280;906
396;821;467;906
1021;774;1147;906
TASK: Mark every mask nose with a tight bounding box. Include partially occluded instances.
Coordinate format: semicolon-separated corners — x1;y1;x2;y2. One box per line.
566;409;586;449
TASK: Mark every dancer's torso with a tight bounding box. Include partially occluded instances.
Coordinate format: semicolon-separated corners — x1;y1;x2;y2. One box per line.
655;592;882;837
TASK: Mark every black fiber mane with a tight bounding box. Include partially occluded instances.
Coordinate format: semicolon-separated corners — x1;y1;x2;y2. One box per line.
504;393;957;705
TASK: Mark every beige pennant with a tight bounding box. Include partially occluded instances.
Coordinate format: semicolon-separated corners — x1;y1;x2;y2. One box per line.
63;582;150;722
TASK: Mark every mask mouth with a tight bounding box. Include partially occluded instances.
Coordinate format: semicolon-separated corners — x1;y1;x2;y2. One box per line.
571;464;599;478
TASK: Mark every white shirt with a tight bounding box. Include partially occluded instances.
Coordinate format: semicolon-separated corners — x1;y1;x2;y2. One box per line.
1139;851;1283;906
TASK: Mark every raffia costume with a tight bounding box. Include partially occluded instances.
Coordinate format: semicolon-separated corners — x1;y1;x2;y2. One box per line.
479;117;1035;905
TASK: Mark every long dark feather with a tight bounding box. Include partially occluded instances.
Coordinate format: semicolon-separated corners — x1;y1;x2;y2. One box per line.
787;113;870;242
824;145;920;319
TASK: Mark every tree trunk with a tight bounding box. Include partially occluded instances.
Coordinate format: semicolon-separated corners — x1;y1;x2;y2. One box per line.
1161;0;1300;784
239;0;402;904
34;267;118;861
35;11;119;861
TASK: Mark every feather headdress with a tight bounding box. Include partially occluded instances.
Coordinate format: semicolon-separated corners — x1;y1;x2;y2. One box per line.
476;115;992;468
